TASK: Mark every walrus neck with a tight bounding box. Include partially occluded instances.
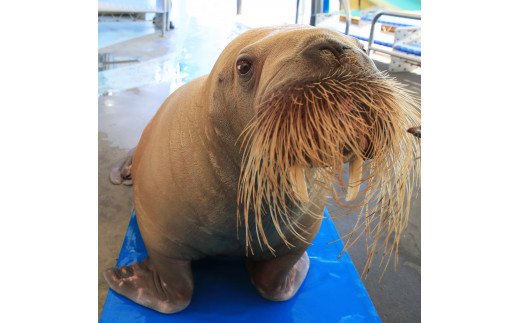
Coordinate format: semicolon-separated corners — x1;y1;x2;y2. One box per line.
204;87;246;172
207;116;243;171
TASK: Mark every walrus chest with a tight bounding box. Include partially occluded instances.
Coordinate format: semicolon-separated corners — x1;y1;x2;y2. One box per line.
134;166;325;260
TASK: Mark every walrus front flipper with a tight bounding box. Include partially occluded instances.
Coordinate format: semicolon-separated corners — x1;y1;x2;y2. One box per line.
103;256;193;314
247;251;310;301
109;148;135;185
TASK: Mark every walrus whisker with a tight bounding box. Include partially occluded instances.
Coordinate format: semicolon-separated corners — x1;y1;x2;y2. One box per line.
237;67;419;273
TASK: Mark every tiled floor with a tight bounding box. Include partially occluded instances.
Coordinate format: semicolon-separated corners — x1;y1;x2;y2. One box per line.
98;1;421;321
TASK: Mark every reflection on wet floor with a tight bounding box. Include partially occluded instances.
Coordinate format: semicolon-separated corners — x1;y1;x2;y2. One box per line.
99;82;171;149
98;53;139;72
98;18;249;95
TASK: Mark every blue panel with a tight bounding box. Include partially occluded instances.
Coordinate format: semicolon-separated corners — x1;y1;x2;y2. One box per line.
360;16;414;27
100;209;380;322
394;44;421;56
350;34;394;48
349;35;421;56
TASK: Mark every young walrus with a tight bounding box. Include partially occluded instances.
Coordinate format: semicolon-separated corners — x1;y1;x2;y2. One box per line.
105;25;420;314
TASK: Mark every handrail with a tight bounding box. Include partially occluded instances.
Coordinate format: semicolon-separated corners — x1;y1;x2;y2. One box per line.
341;0;351;35
161;0;167;36
367;10;421;62
309;0;351;33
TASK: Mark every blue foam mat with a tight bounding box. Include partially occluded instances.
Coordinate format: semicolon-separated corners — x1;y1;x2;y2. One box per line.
100;209;380;322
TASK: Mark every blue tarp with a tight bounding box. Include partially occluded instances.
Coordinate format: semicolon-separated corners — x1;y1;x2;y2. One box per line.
100;209;380;322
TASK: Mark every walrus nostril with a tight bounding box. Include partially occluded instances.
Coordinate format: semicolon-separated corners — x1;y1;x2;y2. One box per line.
319;45;348;57
305;40;351;61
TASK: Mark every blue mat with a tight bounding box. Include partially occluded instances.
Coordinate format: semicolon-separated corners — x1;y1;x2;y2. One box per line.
100;209;380;322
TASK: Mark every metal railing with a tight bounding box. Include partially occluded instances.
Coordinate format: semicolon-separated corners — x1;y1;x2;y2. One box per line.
367;10;421;63
98;0;171;37
309;0;351;34
340;0;351;35
162;0;168;37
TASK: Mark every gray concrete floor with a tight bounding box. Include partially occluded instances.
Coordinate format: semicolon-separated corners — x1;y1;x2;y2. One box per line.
98;10;421;322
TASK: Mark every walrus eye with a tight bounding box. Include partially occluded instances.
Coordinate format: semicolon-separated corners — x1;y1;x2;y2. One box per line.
236;59;252;75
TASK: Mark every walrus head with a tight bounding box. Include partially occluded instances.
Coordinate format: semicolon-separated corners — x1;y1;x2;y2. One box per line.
208;26;420;274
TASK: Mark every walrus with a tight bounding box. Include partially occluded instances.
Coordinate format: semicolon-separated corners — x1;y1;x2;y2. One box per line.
105;25;420;314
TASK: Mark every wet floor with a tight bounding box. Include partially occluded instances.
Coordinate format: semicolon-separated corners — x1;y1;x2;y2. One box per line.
98;1;421;321
98;20;156;49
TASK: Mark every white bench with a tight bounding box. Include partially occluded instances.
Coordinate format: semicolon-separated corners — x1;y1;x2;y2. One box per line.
367;11;421;68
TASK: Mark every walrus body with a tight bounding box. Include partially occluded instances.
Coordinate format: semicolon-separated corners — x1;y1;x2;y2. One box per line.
105;25;420;313
131;76;325;260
